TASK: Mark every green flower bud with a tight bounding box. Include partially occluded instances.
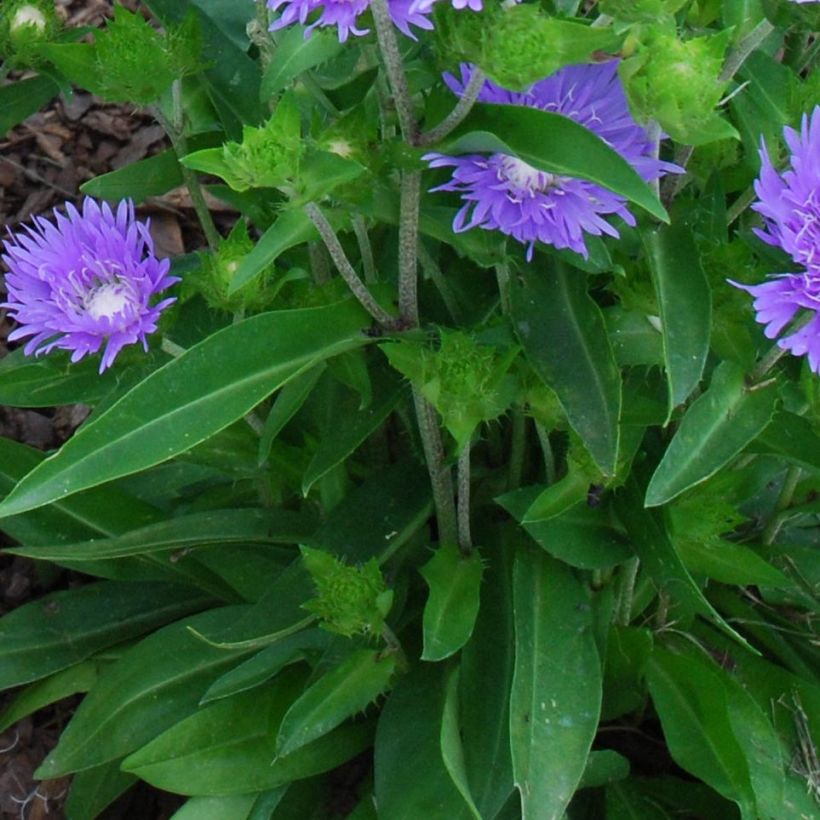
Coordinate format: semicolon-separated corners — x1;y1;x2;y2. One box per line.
383;330;518;450
183;221;275;314
301;547;393;639
620;28;736;145
0;0;58;67
221;93;303;193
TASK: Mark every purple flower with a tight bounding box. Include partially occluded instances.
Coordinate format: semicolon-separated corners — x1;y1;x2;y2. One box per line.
267;0;433;42
731;107;820;372
1;198;177;373
423;62;680;260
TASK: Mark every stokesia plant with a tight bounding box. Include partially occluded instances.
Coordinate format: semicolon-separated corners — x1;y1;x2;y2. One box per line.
0;2;818;819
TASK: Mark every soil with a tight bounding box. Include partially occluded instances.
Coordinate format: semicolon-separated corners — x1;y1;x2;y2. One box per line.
0;2;231;817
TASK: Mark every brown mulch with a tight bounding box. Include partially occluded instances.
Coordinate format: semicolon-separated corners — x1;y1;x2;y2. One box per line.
0;2;240;818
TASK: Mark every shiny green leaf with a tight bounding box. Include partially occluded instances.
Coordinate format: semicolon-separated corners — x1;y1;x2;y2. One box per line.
510;545;601;819
645;362;778;506
262;26;345;96
511;264;621;476
420;542;484;661
0;301;369;518
644;224;711;416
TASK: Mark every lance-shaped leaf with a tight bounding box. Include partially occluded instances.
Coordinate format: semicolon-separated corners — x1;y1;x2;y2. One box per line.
276;649;397;757
0;300;370;518
644;223;711;418
444;104;668;222
645;361;778;507
262;26;345;96
511;545;601;819
420;542;484;662
511;264;621;476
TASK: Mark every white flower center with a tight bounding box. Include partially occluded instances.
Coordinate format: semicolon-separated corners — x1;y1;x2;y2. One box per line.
12;5;47;31
86;283;131;321
497;156;557;196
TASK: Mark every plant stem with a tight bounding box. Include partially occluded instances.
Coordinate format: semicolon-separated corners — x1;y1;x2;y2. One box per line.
304;202;395;325
616;556;640;626
352;215;378;283
417;67;486;147
762;465;801;546
369;0;417;144
508;409;526;491
413;387;458;547
457;443;473;555
535;421;555;485
727;186;756;226
398;170;421;324
155;83;221;250
495;262;511;315
308;241;332;285
161;337;187;358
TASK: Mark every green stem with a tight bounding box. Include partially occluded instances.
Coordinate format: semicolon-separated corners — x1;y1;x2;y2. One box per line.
495;262;511;315
417;67;486;147
156;82;221;250
508;409;526;491
762;465;801;546
616;556;640;626
369;0;417;143
418;242;462;323
535;422;555;485
727;187;756;226
413;387;458;547
308;240;332;285
457;443;473;556
352;215;378;284
304;203;395;326
398;170;421;325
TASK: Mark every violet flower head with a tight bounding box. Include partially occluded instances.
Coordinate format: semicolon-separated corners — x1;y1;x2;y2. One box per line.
423;62;680;260
266;0;433;42
731;107;820;372
1;198;178;373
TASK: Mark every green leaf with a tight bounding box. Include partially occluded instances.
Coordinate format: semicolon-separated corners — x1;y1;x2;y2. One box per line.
511;263;621;476
520;469;588;523
64;761;137;820
604;307;664;368
375;664;472;819
0;74;59;137
259;364;326;465
647;646;757;814
750;411;820;472
8;508;316;562
302;367;405;494
645;362;778;506
615;477;753;649
445;104;667;222
0;300;370;518
0;348;122;407
81;149;183;202
35;606;256;777
677;539;793;588
123;669;373;795
0;660;101;733
420;542;484;661
510;545;602;819
170;795;258;820
440;667;482;820
311;458;433;564
229;208;319;294
458;529;515;819
577;750;630;789
644;223;711;417
0;581;212;690
498;486;632;570
262;26;345;96
276;648;396;757
200;630;330;704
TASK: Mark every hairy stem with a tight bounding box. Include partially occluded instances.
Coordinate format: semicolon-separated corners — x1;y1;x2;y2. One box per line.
304;203;395;325
413;387;458;547
369;0;417;143
457;443;473;555
398;170;421;324
616;557;640;626
508;409;526;491
417;67;486;147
